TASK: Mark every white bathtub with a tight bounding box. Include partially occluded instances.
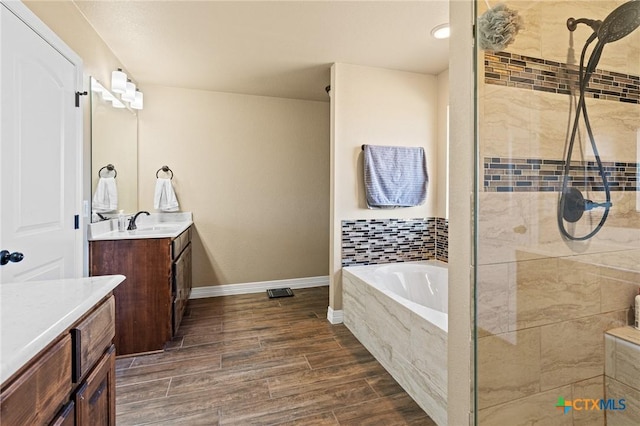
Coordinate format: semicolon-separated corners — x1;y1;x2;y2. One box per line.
369;262;448;331
342;260;448;425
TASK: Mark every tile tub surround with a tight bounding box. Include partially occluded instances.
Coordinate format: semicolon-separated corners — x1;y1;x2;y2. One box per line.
342;265;447;425
341;217;448;266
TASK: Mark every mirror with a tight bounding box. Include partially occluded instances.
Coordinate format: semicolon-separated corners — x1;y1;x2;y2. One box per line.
90;77;138;221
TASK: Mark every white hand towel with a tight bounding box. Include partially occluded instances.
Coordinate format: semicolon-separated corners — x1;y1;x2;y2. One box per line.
92;177;118;212
154;178;179;212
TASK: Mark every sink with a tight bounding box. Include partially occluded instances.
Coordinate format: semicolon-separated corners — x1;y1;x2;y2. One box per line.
128;228;178;236
135;224;182;231
128;224;184;235
87;213;193;241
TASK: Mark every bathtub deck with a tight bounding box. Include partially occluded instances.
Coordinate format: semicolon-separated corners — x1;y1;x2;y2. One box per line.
114;286;437;425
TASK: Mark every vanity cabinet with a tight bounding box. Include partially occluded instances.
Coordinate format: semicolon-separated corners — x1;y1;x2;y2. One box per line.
0;295;116;426
0;335;72;425
89;227;192;355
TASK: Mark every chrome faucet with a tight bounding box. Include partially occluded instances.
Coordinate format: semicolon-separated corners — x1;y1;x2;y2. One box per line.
127;211;150;230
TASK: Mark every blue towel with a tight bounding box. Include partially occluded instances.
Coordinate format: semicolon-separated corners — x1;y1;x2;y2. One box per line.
363;144;428;208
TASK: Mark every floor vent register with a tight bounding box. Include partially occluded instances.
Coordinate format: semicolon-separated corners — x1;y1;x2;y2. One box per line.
266;288;294;298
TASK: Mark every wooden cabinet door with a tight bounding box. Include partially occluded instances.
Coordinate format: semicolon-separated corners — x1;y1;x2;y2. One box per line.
90;239;172;355
0;335;72;425
173;242;192;334
75;345;115;426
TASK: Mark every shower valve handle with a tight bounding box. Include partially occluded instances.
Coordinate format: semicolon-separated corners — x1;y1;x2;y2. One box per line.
584;200;612;211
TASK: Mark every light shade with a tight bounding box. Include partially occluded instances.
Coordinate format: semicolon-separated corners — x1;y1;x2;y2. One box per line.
130;90;144;110
431;23;450;39
90;77;104;93
101;90;115;102
111;68;127;93
122;80;136;102
111;98;125;108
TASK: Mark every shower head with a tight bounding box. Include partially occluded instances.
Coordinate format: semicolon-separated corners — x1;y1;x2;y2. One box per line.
597;0;640;43
567;0;640;43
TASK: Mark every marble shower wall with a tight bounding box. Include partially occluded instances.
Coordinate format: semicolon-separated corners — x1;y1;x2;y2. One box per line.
476;1;640;424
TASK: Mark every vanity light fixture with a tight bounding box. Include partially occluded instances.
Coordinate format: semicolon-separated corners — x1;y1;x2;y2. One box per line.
431;23;450;39
111;98;126;109
122;79;136;102
130;89;144;110
90;77;105;93
108;68;144;110
111;68;127;94
101;90;115;103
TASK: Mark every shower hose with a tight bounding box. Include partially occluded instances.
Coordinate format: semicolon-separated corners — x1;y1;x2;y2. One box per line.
557;32;612;241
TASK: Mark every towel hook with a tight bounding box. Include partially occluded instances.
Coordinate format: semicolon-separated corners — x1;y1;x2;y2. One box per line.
98;164;117;178
156;165;173;180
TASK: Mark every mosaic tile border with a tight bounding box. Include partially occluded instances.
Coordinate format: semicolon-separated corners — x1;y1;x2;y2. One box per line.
341;218;448;267
436;218;448;263
484;51;640;104
484;157;639;192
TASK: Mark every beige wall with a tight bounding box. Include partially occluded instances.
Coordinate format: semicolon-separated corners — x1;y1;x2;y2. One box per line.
329;63;439;311
436;69;449;219
26;1;331;288
24;1;134;86
138;85;330;287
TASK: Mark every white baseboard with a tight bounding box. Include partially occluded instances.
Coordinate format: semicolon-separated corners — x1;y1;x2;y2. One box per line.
189;275;329;299
326;307;344;324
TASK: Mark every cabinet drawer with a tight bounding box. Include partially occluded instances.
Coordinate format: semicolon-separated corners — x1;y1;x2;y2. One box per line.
50;400;75;426
171;227;191;260
71;296;115;382
0;335;72;425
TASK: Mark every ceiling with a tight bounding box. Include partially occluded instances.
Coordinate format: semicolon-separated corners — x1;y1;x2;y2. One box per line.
73;1;449;102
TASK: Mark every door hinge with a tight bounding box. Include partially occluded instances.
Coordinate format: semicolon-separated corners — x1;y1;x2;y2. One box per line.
75;91;88;107
74;214;80;229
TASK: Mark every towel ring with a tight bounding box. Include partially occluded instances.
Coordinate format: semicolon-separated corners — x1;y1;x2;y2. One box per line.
98;164;117;178
156;165;173;180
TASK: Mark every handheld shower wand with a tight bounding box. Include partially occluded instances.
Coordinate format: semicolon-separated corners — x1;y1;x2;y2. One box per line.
559;0;640;241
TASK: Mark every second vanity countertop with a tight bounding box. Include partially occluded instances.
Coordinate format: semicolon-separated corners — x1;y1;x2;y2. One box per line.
0;275;125;385
88;212;193;241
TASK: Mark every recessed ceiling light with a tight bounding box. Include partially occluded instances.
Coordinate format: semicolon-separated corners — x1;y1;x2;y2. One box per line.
431;23;450;39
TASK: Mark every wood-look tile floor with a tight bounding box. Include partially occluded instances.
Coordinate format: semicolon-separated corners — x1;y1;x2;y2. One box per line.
115;286;437;425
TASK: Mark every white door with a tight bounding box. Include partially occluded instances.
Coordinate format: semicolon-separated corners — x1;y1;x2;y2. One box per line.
0;4;82;283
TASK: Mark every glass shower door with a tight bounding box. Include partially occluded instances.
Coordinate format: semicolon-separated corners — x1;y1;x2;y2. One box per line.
474;1;640;424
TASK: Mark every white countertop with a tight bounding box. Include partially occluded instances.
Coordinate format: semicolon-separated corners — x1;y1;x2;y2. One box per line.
0;275;125;385
88;212;193;241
